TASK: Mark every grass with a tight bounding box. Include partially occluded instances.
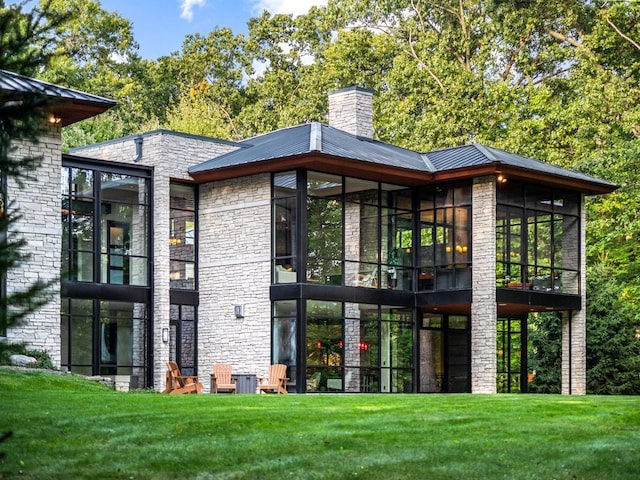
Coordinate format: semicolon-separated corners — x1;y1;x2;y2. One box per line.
1;369;639;479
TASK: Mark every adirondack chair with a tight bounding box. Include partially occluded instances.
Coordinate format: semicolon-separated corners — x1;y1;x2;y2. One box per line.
163;361;202;394
258;364;289;394
211;364;237;393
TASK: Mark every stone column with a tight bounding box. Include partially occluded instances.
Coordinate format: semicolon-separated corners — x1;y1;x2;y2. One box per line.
471;176;497;393
562;195;587;395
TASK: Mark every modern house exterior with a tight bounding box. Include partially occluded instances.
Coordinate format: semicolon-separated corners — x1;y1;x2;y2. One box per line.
2;70;617;394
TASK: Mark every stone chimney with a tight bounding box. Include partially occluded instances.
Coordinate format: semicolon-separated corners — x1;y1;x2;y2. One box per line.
328;86;374;139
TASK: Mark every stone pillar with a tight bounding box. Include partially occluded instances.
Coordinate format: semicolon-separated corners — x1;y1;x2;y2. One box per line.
5;124;62;366
471;176;497;393
328;86;374;139
562;195;587;395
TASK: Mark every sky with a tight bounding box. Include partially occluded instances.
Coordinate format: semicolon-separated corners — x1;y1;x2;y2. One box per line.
99;0;328;60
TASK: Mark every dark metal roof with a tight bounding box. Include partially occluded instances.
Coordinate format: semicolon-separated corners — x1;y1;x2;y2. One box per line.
189;122;434;174
425;143;616;189
0;69;116;126
189;122;616;194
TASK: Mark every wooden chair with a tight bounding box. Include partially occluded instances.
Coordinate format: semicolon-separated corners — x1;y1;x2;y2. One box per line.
211;364;237;394
258;364;289;394
163;361;202;394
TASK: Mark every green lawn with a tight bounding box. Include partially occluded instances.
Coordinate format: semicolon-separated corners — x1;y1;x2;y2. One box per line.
1;369;639;479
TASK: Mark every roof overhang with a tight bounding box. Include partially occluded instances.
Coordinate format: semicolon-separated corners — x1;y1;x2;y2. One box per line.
190;154;618;195
431;162;617;195
189;152;435;186
0;70;117;126
45;98;116;126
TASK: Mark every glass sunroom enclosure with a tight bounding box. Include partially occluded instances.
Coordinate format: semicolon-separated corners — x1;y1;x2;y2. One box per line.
271;171;582;393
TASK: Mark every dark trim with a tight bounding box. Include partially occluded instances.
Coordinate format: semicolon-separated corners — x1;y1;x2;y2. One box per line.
416;289;472;307
271;283;415;306
496;289;581;310
63;154;153;176
62;281;151;304
169;290;199;305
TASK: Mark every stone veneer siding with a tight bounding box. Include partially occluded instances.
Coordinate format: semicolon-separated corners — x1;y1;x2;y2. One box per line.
562;195;587;394
471;176;497;393
73;131;239;390
5;124;62;365
198;174;273;391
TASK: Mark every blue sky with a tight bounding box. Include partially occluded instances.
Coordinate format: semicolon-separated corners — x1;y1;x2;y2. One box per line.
100;0;327;60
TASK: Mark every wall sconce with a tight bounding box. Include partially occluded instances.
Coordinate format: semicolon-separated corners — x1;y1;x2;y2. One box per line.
48;113;62;125
162;327;169;343
497;174;507;184
234;305;245;318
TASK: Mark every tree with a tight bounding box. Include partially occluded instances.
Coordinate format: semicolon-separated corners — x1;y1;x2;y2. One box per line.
0;0;67;458
0;0;62;332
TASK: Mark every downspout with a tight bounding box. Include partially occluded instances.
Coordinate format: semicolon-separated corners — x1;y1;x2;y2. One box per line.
133;135;143;162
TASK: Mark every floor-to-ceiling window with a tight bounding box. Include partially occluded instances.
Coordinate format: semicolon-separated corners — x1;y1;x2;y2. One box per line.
497;317;528;393
304;301;414;393
418;184;472;291
271;170;417;393
61;157;151;385
496;183;580;294
169;183;198;375
272;170;414;290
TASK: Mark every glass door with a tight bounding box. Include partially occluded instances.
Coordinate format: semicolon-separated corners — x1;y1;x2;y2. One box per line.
497;317;527;393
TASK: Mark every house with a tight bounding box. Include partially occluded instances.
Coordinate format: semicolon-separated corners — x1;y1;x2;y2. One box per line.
2;71;617;394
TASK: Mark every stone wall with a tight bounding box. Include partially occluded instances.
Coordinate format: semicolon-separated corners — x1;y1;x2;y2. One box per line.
5;124;62;365
198;174;272;391
471;176;497;393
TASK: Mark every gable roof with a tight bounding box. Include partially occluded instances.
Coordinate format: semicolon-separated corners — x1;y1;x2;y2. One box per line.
0;69;116;126
189;121;616;194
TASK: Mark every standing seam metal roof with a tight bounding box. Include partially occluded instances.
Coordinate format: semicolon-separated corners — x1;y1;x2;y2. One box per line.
0;69;116;106
189;122;436;174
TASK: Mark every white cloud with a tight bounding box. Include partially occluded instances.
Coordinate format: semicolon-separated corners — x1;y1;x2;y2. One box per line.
180;0;206;21
251;0;327;17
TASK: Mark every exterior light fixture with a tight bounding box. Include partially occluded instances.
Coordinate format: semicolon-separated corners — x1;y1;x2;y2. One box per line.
48;114;62;125
497;174;507;184
162;327;169;343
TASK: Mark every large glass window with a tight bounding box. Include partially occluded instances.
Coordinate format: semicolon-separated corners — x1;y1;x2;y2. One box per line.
170;304;196;376
307;173;343;284
273;172;298;283
497;317;527;393
497;184;580;294
170;184;196;289
418;184;472;291
61;298;148;382
62;165;150;286
273;300;297;391
271;172;414;290
304;301;414;393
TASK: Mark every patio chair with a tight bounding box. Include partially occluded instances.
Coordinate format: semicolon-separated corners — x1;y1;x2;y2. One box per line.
258;364;289;394
211;364;237;394
163;361;202;394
